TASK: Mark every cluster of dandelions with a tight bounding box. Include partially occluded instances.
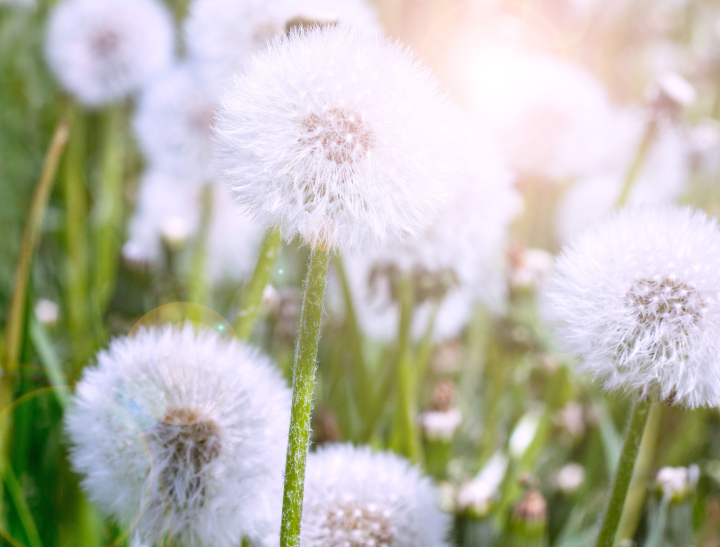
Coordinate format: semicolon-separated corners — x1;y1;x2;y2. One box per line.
37;0;720;544
67;325;450;547
45;0;486;542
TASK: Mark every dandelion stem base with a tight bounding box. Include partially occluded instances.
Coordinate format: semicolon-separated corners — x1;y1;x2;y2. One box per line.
594;397;652;547
280;248;330;547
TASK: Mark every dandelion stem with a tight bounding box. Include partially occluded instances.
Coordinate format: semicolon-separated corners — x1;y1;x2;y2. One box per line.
644;492;671;547
616;403;663;542
390;274;422;464
235;229;281;340
61;105;92;368
189;184;213;307
92;105;125;315
616;120;658;208
594;397;652;547
280;248;330;547
334;256;371;427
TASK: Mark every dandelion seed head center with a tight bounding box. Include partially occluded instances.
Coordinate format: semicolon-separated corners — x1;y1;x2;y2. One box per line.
154;407;222;469
300;108;375;165
90;27;122;58
322;501;394;546
626;276;704;327
368;263;459;306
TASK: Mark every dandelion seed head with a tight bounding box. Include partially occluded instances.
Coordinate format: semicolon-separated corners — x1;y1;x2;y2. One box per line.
339;126;519;340
301;444;450;547
124;172;264;283
556;113;689;243
544;206;720;408
214;25;458;252
45;0;174;106
465;48;616;181
133;63;218;182
65;324;290;547
184;0;380;94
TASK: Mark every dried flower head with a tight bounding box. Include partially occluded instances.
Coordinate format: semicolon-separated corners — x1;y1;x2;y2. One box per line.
301;444;450;546
65;324;290;546
544;206;720;408
45;0;174;106
214;25;457;252
133;63;218;182
184;0;380;93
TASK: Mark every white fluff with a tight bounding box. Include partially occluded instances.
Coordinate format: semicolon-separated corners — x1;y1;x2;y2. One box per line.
341;128;519;342
45;0;174;106
555;118;689;243
214;25;458;252
184;0;380;94
301;444;451;546
544;206;720;408
123;171;264;283
133;63;218;182
466;48;617;182
65;324;290;546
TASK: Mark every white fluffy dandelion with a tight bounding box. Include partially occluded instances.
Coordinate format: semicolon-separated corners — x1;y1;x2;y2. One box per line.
45;0;174;106
123;172;264;283
65;324;290;547
465;48;616;182
214;25;458;252
544;206;720;408
123;170;200;266
556;112;689;245
301;444;450;546
184;0;380;94
133;63;218;182
340;128;519;341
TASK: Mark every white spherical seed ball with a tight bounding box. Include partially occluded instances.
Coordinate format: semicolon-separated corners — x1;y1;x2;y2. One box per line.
123;170;201;266
123;172;264;283
301;444;451;547
184;0;380;94
555;112;691;244
467;48;616;182
340;128;519;342
206;184;266;284
45;0;174;107
65;324;290;547
544;206;720;408
133;63;218;182
214;25;458;252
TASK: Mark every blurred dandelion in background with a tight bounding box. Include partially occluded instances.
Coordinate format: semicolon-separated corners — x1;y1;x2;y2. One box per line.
5;0;720;545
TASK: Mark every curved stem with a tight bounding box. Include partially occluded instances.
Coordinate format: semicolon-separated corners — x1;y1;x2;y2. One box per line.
235;229;281;340
280;249;330;547
616;120;657;208
0;121;69;527
594;397;652;547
